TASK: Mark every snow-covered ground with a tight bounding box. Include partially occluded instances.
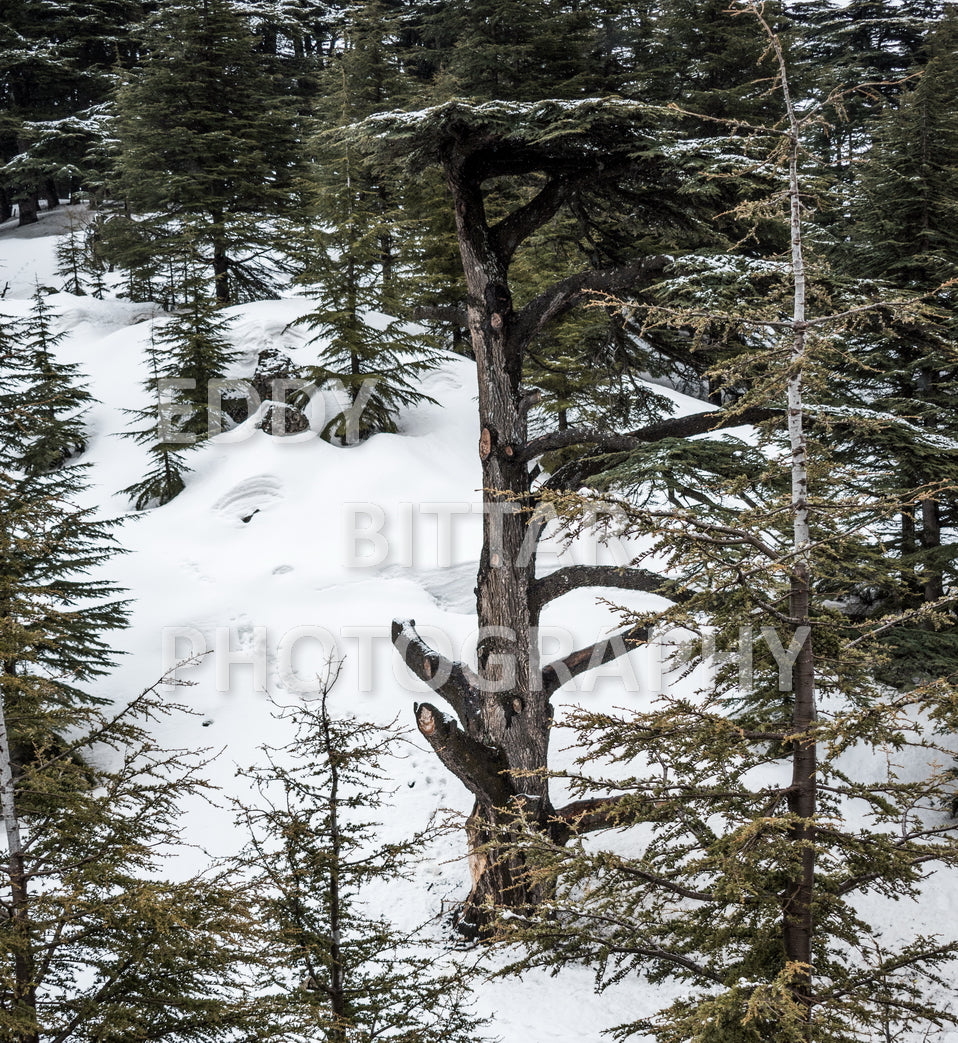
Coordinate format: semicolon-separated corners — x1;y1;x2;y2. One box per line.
2;205;957;1041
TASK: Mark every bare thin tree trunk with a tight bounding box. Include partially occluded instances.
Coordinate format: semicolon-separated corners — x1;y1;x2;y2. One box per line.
319;690;347;1042
759;8;817;1030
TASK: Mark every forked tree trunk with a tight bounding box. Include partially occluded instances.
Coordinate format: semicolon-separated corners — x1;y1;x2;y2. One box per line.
415;145;553;934
390;142;583;933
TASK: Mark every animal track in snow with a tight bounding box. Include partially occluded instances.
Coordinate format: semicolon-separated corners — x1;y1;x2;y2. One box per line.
212;475;283;524
180;559;214;583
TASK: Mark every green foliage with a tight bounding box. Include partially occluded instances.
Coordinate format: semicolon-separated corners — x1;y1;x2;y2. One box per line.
819;9;958;677
0;686;282;1042
500;465;958;1041
0;0;144;214
151;269;240;440
55;212;108;298
291;2;441;440
236;663;489;1042
413;0;604;101
103;0;300;304
119;327;195;511
0;295;128;724
120;262;239;508
481;18;958;1036
16;290;92;475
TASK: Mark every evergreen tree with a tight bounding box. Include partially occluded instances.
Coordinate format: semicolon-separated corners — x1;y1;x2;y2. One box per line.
353;0;781;928
55;213;107;298
787;0;944;183
0;680;281;1042
120;259;241;508
103;0;300;304
645;0;789;120
152;265;240;441
16;289;92;476
0;0;145;224
120;328;195;511
236;661;489;1042
0;295;126;726
489;14;958;1039
55;221;87;297
826;9;958;679
417;0;600;101
293;1;440;441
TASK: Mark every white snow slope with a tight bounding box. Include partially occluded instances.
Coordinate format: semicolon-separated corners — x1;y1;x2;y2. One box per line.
2;205;957;1042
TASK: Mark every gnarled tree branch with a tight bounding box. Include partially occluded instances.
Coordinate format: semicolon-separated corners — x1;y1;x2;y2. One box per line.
392;619;482;730
412;303;468;327
414;702;513;809
521;405;780;464
491;177;570;263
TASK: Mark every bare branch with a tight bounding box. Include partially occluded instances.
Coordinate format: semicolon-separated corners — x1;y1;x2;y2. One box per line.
411;303;468;327
521;406;779;464
532;565;679;614
391;619;482;729
414;702;512;809
541;625;649;696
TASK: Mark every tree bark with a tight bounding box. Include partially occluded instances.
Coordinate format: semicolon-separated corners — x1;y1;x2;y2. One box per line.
0;679;39;1043
211;222;230;306
918;368;944;603
17;194;39;227
920;494;943;602
442;144;554;933
783;567;816;1021
391;135;654;933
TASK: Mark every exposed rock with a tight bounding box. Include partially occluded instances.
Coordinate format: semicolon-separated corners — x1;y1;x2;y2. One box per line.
223;347;311;435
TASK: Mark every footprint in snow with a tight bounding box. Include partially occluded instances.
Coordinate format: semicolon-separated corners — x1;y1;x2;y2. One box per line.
212;475;283;525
